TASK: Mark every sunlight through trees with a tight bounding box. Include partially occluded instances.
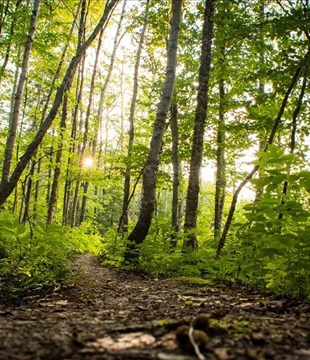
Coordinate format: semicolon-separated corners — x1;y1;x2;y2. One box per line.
0;0;309;299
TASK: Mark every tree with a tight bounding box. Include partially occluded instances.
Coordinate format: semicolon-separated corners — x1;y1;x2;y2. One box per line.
0;0;119;208
170;101;180;246
0;0;40;193
214;48;226;242
119;0;150;233
124;0;183;263
183;0;215;250
216;46;310;257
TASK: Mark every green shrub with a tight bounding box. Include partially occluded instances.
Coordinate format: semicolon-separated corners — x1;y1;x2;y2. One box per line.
0;212;104;289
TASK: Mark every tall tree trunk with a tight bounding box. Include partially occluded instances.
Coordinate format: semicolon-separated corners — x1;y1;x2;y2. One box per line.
46;132;54;207
278;75;307;221
44;0;84;224
47;95;68;225
21;160;36;223
0;0;10;37
97;1;126;122
214;75;226;242
0;0;22;83
119;0;150;233
35;2;80;222
255;104;266;201
170;101;180;246
80;0;127;225
0;0;40;191
64;58;85;226
79;27;105;224
0;0;22;84
21;82;42;222
183;0;215;250
70;0;89;227
0;0;119;207
255;1;266;201
124;0;183;263
118;61;125;150
216;49;309;257
11;47;22;212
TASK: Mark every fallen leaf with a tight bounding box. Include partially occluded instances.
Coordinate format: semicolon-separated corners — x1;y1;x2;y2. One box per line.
91;332;156;351
214;347;234;360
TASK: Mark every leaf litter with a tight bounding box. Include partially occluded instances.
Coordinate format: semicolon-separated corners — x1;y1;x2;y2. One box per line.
0;254;309;359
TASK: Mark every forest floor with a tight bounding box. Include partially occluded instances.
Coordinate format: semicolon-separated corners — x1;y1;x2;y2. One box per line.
0;254;310;360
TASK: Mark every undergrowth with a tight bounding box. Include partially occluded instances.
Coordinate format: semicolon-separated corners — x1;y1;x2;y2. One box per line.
0;212;104;297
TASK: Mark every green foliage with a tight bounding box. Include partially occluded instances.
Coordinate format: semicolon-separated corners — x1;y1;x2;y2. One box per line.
0;212;104;290
232;147;310;298
0;0;309;305
99;227;127;267
98;145;310;300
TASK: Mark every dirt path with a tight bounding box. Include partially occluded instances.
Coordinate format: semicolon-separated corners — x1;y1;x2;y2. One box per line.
0;254;309;359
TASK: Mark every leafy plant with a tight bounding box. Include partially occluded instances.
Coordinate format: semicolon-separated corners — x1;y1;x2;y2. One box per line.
0;212;104;292
233;147;310;298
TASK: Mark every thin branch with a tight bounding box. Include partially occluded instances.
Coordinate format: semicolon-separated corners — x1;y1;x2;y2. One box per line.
188;320;206;360
117;167;144;233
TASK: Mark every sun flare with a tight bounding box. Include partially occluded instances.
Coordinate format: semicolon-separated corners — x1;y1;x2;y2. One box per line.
83;157;94;168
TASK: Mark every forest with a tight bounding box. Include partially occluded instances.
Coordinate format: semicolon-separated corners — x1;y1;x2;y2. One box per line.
0;0;310;303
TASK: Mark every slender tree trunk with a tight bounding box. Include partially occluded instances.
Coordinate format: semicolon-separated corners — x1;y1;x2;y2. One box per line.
47;95;68;225
35;3;80;222
64;58;85;226
118;61;125;150
0;0;40;190
0;0;10;37
21;83;42;221
255;1;266;201
46;134;54;207
255;117;266;201
80;0;127;225
79;26;105;224
33;157;41;219
97;1;127;121
124;0;183;263
183;0;215;250
214;75;226;242
70;0;89;227
0;0;119;207
21;160;36;223
119;0;150;233
71;182;80;227
216;49;309;257
0;0;22;83
279;76;307;221
170;101;180;246
11;48;22;212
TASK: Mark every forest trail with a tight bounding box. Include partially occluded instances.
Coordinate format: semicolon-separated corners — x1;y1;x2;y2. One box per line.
0;254;309;360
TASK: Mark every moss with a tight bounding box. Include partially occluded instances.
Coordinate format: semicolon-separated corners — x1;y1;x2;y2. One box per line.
172;276;214;286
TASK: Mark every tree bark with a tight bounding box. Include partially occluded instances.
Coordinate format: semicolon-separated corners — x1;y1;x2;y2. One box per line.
255;1;266;201
70;0;90;227
0;0;40;189
0;0;22;83
0;0;119;207
183;0;215;250
124;0;183;263
214;75;226;242
170;101;180;246
279;75;307;221
47;95;68;225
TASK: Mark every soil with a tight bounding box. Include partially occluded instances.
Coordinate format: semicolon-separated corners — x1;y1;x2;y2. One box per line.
0;254;309;360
